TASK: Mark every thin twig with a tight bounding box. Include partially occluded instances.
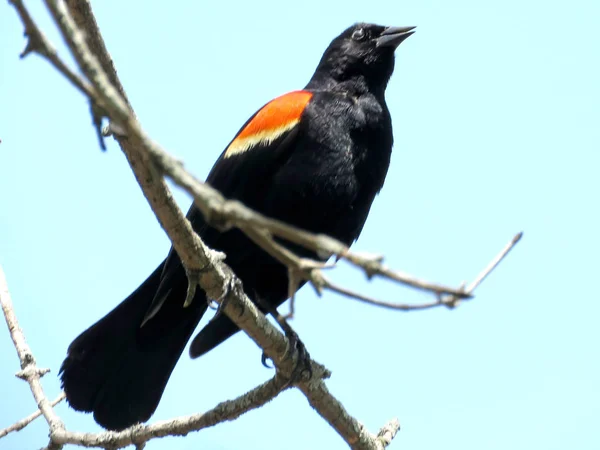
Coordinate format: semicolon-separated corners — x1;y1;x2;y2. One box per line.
0;266;66;442
317;232;524;311
50;375;291;449
320;275;457;311
0;393;66;438
464;232;523;294
8;0;96;99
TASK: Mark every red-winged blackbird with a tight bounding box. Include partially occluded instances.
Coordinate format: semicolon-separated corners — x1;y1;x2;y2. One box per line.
60;23;415;430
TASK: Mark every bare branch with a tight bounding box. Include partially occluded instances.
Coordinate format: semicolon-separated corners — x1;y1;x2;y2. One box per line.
316;232;524;311
317;274;460;311
0;266;66;441
298;378;397;450
9;0;108;151
377;419;401;447
464;231;523;294
64;0;132;106
50;375;291;449
8;0;96;99
0;393;65;439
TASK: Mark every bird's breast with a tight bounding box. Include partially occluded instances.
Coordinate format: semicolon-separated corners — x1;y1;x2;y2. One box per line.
262;99;391;245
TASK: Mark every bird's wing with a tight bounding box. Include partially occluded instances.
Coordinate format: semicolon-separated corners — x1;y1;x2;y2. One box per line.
142;90;314;324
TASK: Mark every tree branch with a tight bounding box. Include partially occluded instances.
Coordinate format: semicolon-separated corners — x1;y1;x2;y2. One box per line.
0;393;65;439
0;266;66;442
318;232;523;310
50;374;292;449
8;0;95;98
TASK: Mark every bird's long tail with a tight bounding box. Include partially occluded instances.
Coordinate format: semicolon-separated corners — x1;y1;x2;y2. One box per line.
59;263;208;430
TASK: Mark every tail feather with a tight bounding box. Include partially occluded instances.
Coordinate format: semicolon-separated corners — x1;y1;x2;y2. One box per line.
189;315;240;358
60;263;208;430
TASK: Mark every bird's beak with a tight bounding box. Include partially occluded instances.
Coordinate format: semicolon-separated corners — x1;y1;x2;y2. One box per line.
375;26;416;49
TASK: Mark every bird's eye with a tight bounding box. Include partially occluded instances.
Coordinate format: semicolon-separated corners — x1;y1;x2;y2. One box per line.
351;28;366;41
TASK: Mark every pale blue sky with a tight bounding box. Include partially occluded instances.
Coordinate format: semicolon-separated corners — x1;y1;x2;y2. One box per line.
1;1;599;449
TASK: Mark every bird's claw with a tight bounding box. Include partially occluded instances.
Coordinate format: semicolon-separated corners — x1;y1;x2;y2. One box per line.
261;352;273;369
283;325;313;383
253;296;312;382
260;327;312;383
208;277;239;324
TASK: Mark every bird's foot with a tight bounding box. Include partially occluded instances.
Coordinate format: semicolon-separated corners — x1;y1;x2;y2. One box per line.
259;308;312;383
281;321;313;383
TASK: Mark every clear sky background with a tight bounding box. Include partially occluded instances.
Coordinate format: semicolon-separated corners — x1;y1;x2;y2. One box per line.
1;1;598;449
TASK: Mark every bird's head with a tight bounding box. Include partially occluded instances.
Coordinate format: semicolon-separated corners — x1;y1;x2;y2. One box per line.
310;23;415;92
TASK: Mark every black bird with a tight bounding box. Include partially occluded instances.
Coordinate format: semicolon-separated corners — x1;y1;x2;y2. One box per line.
60;22;415;430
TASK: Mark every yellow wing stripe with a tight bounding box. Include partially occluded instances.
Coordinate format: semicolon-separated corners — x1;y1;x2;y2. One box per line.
224;90;313;158
225;120;299;157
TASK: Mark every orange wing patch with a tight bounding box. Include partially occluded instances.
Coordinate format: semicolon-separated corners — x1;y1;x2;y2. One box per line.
224;91;313;158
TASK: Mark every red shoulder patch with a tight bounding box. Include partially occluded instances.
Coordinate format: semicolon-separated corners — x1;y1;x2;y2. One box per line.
225;90;313;158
